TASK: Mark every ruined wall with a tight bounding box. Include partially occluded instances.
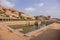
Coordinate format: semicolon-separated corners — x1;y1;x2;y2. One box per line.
0;21;41;25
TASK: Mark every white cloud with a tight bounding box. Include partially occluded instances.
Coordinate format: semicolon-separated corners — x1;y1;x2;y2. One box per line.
0;0;14;7
36;3;44;7
24;7;35;12
40;11;43;12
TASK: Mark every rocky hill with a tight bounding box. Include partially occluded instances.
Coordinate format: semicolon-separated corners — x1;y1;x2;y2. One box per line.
34;15;60;25
0;5;59;21
0;5;34;20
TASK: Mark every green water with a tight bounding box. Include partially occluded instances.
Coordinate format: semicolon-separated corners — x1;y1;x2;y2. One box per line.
9;25;36;34
9;24;46;34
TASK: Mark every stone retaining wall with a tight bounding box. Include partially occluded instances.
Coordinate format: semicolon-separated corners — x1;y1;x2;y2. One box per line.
0;21;41;25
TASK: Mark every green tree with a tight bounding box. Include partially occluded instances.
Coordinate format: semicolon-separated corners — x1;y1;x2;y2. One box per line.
19;12;25;20
19;12;21;18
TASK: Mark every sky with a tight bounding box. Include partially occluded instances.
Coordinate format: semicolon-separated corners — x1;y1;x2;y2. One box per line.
0;0;60;18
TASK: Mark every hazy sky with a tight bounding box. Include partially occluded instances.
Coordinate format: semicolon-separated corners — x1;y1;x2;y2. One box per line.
0;0;60;18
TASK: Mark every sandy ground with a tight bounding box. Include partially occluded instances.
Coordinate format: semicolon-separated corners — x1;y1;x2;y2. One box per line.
31;23;60;40
0;25;30;40
0;23;60;40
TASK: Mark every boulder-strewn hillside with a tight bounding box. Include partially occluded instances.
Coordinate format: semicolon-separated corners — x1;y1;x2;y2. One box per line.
0;5;60;21
34;15;60;25
0;5;35;20
34;15;60;21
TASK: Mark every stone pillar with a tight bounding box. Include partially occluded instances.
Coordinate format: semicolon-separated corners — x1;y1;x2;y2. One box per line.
2;18;3;21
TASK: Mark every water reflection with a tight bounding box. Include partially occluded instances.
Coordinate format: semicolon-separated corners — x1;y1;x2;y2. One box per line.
9;24;46;34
